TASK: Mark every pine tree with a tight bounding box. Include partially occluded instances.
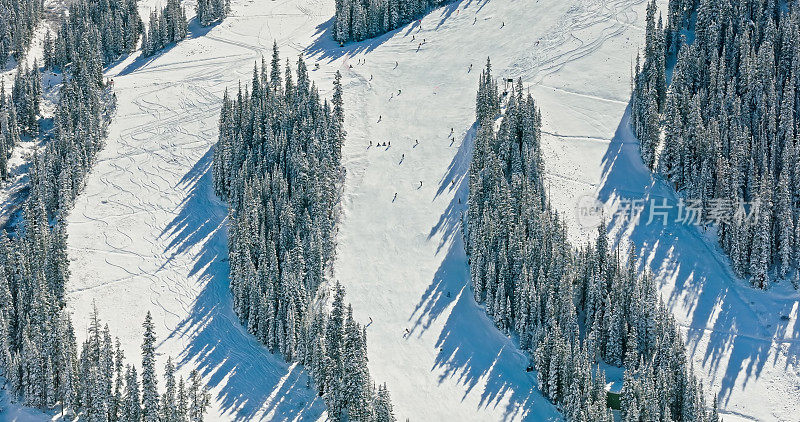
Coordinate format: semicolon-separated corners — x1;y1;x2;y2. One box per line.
141;312;160;422
123;365;141;422
161;356;178;422
188;369;210;422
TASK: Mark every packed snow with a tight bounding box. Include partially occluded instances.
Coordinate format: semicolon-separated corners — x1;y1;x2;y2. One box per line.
0;0;789;421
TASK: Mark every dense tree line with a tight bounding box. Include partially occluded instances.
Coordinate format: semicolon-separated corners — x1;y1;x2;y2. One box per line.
11;61;42;137
196;0;230;27
0;0;43;68
142;0;188;57
467;60;719;421
0;60;42;181
0;79;22;180
212;43;395;421
333;0;448;43
46;0;142;69
632;0;800;288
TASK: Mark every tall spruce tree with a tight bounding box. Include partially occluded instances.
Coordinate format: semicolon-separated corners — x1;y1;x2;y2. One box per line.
141;312;160;422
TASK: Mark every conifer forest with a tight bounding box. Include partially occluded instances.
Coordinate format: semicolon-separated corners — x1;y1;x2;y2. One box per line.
0;0;797;421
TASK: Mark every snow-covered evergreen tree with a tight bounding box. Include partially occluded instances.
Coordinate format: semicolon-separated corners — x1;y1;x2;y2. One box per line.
142;0;188;57
51;0;142;68
196;0;230;27
212;45;394;421
334;0;449;44
466;59;718;421
188;369;210;422
0;0;43;67
632;0;800;288
141;312;160;422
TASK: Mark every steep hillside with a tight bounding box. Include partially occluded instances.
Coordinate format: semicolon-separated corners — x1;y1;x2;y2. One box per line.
53;0;800;421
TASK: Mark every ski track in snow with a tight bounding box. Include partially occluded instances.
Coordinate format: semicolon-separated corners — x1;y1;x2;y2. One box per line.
50;0;799;421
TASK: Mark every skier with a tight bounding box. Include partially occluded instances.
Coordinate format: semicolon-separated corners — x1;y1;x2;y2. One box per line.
388;141;391;146
398;89;402;95
405;328;410;335
501;21;504;28
419;180;423;188
378;115;382;122
369;140;373;147
473;17;477;24
394;61;398;69
369;317;373;324
394;192;397;201
450;127;454;135
412;35;415;41
369;74;373;81
415;139;419;146
401;153;405;160
468;64;472;73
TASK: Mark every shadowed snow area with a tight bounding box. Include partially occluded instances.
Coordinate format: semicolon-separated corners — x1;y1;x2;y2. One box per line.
59;0;799;421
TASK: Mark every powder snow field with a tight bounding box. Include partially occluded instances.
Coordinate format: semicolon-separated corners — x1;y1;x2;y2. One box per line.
28;0;794;422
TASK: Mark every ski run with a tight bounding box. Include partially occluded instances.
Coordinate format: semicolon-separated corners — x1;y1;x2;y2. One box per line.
0;0;798;420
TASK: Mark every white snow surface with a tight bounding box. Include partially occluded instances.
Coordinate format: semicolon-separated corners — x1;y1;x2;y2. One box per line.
38;0;799;421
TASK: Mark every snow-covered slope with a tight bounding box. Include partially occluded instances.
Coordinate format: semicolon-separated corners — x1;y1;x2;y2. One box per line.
61;0;799;421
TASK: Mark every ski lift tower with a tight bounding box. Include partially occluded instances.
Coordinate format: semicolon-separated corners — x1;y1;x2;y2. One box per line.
503;78;514;96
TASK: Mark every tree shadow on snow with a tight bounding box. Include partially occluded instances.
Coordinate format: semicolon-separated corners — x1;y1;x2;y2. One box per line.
160;147;325;421
303;17;396;63
115;19;218;77
598;106;800;408
427;122;476;254
408;126;560;421
303;0;490;63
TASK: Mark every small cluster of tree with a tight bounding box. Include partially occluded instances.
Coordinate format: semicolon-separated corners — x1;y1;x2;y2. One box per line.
212;43;395;421
0;79;22;180
0;0;43;68
46;0;142;69
632;0;800;288
333;0;448;43
10;61;42;137
196;0;230;27
467;59;719;420
142;0;188;57
309;283;396;421
1;299;211;420
0;59;43;181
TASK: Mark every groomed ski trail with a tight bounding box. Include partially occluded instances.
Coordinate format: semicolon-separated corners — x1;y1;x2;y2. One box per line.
63;0;800;421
